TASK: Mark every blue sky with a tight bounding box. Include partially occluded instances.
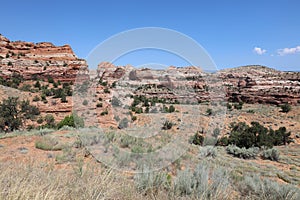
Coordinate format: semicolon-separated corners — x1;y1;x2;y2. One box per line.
0;0;299;71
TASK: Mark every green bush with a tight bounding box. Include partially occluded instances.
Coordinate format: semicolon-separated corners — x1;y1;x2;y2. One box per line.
227;121;292;148
44;114;56;128
20;100;40;119
37;117;44;124
206;108;212;115
0;97;22;132
227;103;232;110
96;102;103;107
234;102;244;110
189;132;204;145
280;103;291;113
60;94;68;103
0;97;41;132
47;76;54;83
33;95;40;102
100;110;108;116
57;113;84;129
104;88;110;93
217;136;229;146
162;120;173;130
131;115;137;122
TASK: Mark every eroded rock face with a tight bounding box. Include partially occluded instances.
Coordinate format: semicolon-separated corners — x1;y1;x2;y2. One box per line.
217;66;300;105
97;63;300;106
0;34;88;82
0;34;299;130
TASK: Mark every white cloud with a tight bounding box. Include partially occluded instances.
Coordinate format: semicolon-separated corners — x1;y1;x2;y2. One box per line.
277;46;300;56
253;47;266;55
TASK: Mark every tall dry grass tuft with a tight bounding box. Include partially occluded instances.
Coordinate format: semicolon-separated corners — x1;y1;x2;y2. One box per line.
0;160;136;200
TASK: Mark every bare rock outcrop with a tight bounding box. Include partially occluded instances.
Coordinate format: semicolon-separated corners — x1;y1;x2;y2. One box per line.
0;34;88;82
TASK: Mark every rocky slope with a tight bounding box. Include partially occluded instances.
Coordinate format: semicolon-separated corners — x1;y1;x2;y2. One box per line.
0;34;299;130
95;63;300;106
218;65;300;105
0;34;88;82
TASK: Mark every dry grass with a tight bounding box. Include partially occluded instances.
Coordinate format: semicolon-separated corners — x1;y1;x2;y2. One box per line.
0;160;137;200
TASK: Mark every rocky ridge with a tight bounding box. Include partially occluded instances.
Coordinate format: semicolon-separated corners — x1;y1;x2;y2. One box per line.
0;34;88;82
0;34;299;129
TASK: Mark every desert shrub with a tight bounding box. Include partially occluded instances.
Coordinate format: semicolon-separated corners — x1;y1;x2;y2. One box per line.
226;145;259;159
119;135;136;148
53;81;58;88
44;114;56;128
227;103;232;110
82;99;88;106
0;97;39;132
163;105;175;113
37;117;44;124
19;84;32;92
57;113;84;129
79;131;102;146
269;126;293;146
60;94;67;103
189;132;204;145
35;136;63;151
100;110;108;116
55;147;76;164
20;100;40;119
53;88;66;99
213;128;220;137
47;76;54;83
134;168;168;194
33;95;40;102
238;175;300;200
199;146;217;158
99;80;107;86
217;136;229;146
131;115;137;122
203;136;218;146
7;61;12;66
134;107;143;114
228;121;292;148
206;108;212;115
169;105;175;113
280;103;291;113
162;120;173;130
96;102;103;107
104;88;110;93
247;109;255;113
173;164;230;198
261;148;280;161
174;168;194;195
233;101;243;110
111;96;121;107
118;118;129;129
